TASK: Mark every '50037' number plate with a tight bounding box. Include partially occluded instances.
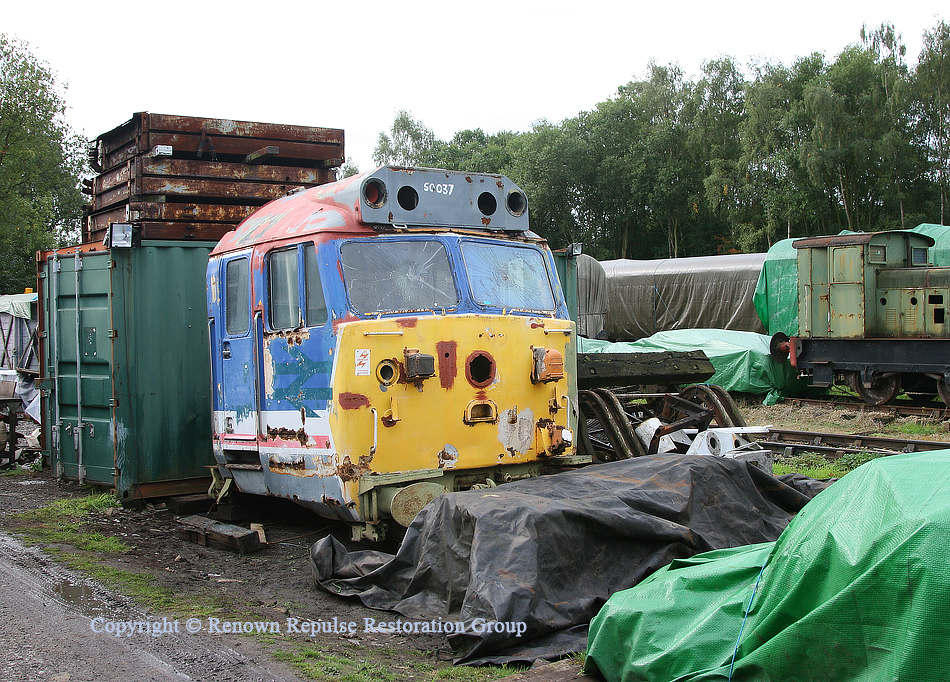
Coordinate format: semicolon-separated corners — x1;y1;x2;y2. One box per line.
423;182;454;195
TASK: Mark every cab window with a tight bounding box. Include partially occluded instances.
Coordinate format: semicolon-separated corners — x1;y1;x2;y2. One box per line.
340;240;457;314
268;245;327;330
225;258;250;336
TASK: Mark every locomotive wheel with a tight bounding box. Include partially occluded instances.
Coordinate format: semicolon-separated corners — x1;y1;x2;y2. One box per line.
848;372;901;406
937;379;950;408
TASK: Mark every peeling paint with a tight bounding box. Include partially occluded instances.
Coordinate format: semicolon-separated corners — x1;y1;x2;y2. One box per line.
336;454;373;481
339;392;370;410
438;444;459;469
267;426;308;446
497;407;534;454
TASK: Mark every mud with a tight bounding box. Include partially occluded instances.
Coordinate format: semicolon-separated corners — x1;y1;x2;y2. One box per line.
0;470;460;682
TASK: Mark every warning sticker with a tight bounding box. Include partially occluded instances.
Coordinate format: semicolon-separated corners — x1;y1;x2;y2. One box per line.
355;349;371;376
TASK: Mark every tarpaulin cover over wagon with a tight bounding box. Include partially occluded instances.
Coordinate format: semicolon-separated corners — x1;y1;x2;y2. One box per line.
310;456;819;664
580;329;808;404
584;449;950;682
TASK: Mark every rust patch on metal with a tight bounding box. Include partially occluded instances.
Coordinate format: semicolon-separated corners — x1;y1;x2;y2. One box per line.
436;341;457;389
267;426;308;446
381;414;398;427
268;456;306;472
530;321;545;329
336;454;373;482
481;217;491;226
438;445;459;468
321;495;341;507
397;317;418;328
536;418;569;456
263;329;310;346
339;392;370;410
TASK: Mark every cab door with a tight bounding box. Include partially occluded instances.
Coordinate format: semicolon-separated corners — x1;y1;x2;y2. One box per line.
212;253;261;459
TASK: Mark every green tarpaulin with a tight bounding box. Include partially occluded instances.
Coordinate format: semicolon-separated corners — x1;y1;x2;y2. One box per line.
751;238;798;337
579;329;807;405
585;449;950;682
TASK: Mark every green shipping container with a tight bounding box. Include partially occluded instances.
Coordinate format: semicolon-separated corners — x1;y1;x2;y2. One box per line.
38;241;216;504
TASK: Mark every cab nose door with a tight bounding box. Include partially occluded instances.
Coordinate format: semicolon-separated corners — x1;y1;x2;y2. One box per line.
213;255;261;454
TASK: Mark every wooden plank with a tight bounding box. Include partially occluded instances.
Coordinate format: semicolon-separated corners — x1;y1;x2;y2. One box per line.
176;515;261;554
166;493;216;516
577;351;715;389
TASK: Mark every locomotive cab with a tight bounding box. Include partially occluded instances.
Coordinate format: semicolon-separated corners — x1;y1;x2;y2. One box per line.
782;230;950;406
207;167;585;540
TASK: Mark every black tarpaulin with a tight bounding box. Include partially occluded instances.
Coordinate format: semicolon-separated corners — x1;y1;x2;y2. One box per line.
310;455;821;665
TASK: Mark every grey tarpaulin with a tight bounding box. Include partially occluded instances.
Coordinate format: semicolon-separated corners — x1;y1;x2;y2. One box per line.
602;253;766;341
576;254;607;338
310;456;822;665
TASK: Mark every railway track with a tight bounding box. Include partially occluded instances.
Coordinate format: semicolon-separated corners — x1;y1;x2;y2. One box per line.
757;428;950;459
781;395;950;420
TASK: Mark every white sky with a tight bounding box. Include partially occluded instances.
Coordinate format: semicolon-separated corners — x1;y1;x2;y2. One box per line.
5;1;946;172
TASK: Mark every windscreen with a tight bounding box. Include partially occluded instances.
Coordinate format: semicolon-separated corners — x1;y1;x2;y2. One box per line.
340;240;458;313
461;242;556;311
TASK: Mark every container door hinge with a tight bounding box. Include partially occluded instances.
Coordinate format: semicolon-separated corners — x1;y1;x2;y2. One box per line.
109;397;119;407
108;329;118;339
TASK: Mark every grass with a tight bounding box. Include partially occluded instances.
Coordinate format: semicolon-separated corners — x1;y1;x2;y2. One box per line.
772;449;890;480
268;640;518;682
7;492;234;618
12;492;131;551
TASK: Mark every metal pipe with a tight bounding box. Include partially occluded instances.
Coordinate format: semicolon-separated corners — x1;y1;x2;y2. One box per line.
369;408;378;455
74;249;84;484
50;254;62;478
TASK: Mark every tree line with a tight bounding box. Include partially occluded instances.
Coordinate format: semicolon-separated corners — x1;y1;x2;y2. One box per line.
1;22;949;292
372;21;950;261
0;35;85;293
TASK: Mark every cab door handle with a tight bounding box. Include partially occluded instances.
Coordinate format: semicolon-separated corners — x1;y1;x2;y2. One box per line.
222;341;232;359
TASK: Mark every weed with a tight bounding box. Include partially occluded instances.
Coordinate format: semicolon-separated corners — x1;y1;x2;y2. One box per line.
773;452;849;480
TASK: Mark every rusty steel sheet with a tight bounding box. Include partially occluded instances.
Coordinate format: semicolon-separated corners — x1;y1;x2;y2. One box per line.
86;221;237;244
97;112;344;153
138;158;333;184
93;159;332;194
94;112;344;169
128;202;260;223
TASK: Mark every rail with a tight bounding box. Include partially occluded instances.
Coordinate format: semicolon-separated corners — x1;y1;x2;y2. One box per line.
757;428;950;459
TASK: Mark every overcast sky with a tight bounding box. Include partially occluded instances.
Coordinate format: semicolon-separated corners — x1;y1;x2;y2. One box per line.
5;1;946;172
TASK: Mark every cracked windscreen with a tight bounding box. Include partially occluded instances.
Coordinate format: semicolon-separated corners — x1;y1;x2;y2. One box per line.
461;242;556;311
340;240;458;313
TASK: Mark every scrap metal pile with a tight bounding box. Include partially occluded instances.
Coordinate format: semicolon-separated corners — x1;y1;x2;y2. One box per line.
575;352;769;464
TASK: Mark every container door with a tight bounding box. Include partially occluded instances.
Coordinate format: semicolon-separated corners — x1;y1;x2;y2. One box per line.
43;251;115;484
214;255;261;458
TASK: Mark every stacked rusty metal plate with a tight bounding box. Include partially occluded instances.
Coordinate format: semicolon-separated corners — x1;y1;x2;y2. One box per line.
83;112;344;243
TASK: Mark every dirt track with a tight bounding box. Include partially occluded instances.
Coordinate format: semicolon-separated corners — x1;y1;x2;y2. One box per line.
0;470;468;682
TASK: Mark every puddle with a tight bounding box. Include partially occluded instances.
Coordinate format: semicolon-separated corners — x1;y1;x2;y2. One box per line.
53;578;110;616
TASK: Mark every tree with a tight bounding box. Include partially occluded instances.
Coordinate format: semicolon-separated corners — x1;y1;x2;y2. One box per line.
0;35;84;293
372;110;438;167
915;20;950;224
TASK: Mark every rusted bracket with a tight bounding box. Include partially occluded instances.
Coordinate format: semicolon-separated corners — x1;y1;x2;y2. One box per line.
245;146;279;164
